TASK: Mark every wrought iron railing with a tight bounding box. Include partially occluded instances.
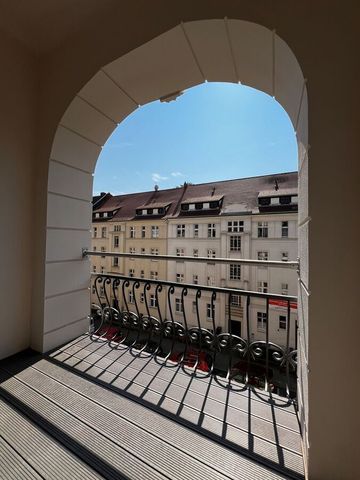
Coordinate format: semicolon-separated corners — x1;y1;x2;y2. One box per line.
89;266;298;400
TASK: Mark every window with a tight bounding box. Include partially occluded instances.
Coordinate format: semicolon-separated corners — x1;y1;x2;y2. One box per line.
279;315;287;330
258;222;268;238
129;268;134;277
228;221;244;233
129;247;136;254
257;281;268;293
177;224;185;237
209;201;219;209
195;203;203;210
207;249;216;258
193;249;199;257
176;248;185;257
281;221;289;238
129;291;134;303
114;225;121;232
140;293;145;303
101;266;105;274
101;227;107;238
100;286;105;297
206;303;215;320
207;276;215;286
92;285;96;294
93;265;96;273
176;273;184;283
280;196;291;205
93;246;97;252
130;226;135;238
151;225;159;238
259;197;271;206
150;295;158;308
258;251;269;261
151;248;159;256
192;301;197;313
175;298;183;313
113;257;119;267
93;227;97;238
101;246;106;258
282;252;289;262
281;283;289;295
208;223;216;238
230;236;241;251
150;271;158;280
193;274;198;285
140;270;145;279
257;312;267;332
113;235;119;248
229;264;241;280
193;224;199;237
230;294;241;306
141;248;145;255
141;226;146;238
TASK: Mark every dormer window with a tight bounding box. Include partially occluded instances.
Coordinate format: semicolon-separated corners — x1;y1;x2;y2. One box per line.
158;207;164;214
279;196;291;205
181;204;189;211
259;197;271;206
209;201;219;209
136;209;143;216
147;208;153;215
195;203;203;210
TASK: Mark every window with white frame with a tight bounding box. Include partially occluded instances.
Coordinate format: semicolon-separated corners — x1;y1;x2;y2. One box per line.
281;251;289;262
175;298;183;313
113;235;119;248
93;265;96;273
140;270;145;279
114;225;121;232
176;224;185;237
128;291;134;303
279;315;287;330
230;236;241;251
151;225;159;238
141;226;146;238
130;226;135;238
140;293;145;303
207;249;216;258
93;227;97;238
113;257;119;267
193;224;199;237
176;248;185;257
227;220;244;233
150;294;158;308
281;283;289;295
206;303;215;320
150;271;158;280
208;223;216;238
151;248;159;256
207;276;215;286
101;246;106;258
176;273;184;283
281;221;289;238
257;281;268;293
230;294;241;306
257;312;267;332
257;222;268;238
129;247;136;254
101;227;107;238
258;251;269;261
129;268;134;277
229;264;241;280
101;266;105;274
193;274;198;285
193;248;199;257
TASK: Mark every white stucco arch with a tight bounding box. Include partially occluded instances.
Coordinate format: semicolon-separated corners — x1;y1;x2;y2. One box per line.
44;17;308;361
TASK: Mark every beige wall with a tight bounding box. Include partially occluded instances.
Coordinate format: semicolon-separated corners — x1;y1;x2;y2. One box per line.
0;30;36;358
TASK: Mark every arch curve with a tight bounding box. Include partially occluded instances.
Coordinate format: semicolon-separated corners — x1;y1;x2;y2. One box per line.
43;18;307;350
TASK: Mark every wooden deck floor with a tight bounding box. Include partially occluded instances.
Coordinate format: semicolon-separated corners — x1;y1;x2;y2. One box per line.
0;334;304;480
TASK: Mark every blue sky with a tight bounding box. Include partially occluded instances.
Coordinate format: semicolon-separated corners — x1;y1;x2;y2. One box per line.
93;83;297;195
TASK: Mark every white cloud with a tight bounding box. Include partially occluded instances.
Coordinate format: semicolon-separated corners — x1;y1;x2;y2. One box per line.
171;171;184;177
152;173;168;182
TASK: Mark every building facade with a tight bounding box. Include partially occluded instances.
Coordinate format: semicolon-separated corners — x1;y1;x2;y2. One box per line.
91;172;298;349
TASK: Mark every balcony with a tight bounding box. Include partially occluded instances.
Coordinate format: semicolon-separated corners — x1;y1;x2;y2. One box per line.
0;254;303;479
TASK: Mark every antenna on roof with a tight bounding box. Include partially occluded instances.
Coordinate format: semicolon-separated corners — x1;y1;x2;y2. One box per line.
274;179;279;191
211;186;216;196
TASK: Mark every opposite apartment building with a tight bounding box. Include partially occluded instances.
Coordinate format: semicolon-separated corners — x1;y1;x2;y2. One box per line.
91;172;298;349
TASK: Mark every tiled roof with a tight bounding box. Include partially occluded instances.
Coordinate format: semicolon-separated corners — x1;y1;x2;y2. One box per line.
92;172;298;220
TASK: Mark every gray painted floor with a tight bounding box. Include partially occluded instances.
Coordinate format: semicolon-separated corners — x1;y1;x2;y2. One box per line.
0;334;304;479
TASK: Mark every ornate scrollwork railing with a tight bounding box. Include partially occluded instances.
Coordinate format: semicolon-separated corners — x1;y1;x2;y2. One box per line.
90;274;298;399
